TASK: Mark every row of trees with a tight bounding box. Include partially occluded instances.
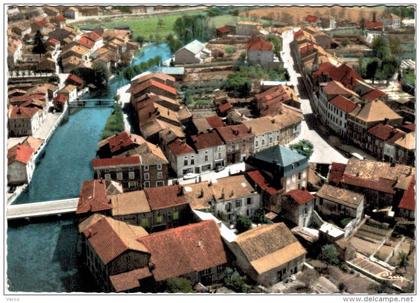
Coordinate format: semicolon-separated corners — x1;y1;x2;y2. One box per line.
72;61;110;89
101;103;125;139
122;56;162;80
173;14;214;45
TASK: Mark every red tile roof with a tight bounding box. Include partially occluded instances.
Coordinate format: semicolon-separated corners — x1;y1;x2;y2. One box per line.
300;43;315;57
92;155;141;168
305;15;319;23
54;93;68;104
143;185;188;210
206;116;224;128
78;36;94;49
401;123;415;132
368;123;405;142
84;31;102;41
218;102;233;113
110;267;152;292
247;37;273;51
48;37;60;45
138;220;227;281
168;139;194;156
285;189;314;205
361;89;386;101
342;174;395;194
294;30;304;40
216;124;253;143
66;73;84;86
216;26;232;34
9;106;39;119
8;143;34;165
76;180;112;214
314;63;362;88
103;131;142;154
246;170;280;196
131;73;175;86
328;162;347;184
365;20;383;30
132;79;177;96
329;95;357;113
323;80;357;97
399;178;415;211
191;130;224;150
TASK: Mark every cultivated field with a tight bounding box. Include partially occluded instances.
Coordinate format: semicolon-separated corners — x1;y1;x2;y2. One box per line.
241;5;386;24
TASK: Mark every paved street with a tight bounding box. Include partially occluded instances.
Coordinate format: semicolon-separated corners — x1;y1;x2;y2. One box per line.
171;162;246;186
116;83;132;132
281;29;348;165
33;112;62;140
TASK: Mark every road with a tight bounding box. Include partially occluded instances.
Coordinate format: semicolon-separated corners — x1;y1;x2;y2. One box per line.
171;162;246;186
281;29;348;165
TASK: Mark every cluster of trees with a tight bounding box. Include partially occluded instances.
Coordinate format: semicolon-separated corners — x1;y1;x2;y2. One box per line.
266;34;282;59
224;64;288;97
101;103;124;139
173;14;214;45
235;216;252;233
165;277;194;293
383;6;415;19
165;33;182;53
223;267;251;293
290;139;314;159
72;61;110;89
32;30;47;57
122;56;162;80
360;36;400;85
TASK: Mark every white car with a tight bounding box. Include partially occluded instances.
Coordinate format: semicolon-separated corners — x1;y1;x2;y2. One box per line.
183;173;198;180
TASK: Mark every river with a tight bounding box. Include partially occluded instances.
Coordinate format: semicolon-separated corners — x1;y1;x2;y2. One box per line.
7;43;171;292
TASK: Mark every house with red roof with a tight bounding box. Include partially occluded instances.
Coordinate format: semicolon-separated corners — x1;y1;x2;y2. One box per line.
366;122;406;161
305;15;319;25
281;189;314;227
246;36;275;68
79;218;227;292
65;73;85;89
398;177;415;220
326;95;358;136
131;79;177;100
216;124;254;165
53;93;68;112
92;155;142;191
216;25;235;37
7;143;35;185
167;139;197;177
8;105;42;137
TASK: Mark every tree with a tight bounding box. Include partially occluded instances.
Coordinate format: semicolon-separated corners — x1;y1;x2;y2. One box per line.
157;18;164;29
371;36;391;61
135;35;145;47
381;56;399;84
252;208;269;224
388;36;402;57
224;73;251;98
290;139;314;159
368;280;395;294
341;39;350;48
235;216;252;233
366;58;380;84
165;277;194;293
398;251;408;271
173;14;213;45
224;46;235;55
223;268;251;293
92;61;110;88
32;30;47;58
319;244;340;266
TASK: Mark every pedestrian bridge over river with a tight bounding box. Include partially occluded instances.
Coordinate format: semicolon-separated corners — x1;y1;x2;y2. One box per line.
7;198;79;220
69;99;115;108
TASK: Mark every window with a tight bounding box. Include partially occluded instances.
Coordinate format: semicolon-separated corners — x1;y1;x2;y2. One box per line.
157;172;163;179
191;159;195;165
144;173;150;180
144;181;150;188
247;197;252;205
104;173;111;180
128;181;137;188
225;203;232;212
204;155;208;162
141;217;149;227
172;211;179;220
184;158;188;166
143;165;149;171
155;213;163;224
235;200;241;208
116;172;123;181
256;141;259;147
156;181;165;186
129;171;135;180
157;164;162;170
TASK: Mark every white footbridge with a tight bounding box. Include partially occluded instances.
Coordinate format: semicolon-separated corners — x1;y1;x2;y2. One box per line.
7;198;79;220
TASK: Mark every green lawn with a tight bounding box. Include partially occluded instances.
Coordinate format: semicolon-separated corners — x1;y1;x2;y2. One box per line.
75;12;260;41
403;70;415;86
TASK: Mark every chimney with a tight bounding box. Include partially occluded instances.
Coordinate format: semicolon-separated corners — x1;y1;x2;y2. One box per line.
372;12;376;22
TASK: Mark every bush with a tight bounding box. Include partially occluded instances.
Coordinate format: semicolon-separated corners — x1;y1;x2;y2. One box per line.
223;268;251;293
165;277;194;293
290;139;314;158
101;103;124;139
235;216;252;233
252;208;269;224
319;244;340;266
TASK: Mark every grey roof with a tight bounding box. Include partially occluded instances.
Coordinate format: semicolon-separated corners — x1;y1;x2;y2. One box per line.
254;145;307;167
153;66;185;75
182;39;205;55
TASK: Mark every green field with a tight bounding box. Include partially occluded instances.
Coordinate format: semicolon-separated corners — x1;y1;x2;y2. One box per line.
75;12;258;41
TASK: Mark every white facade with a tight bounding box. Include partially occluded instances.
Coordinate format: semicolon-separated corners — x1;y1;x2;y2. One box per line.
213;193;261;225
253;130;280;153
7;158;34;185
195;145;226;174
282;199;314;227
283;169;308;192
326;101;348;136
